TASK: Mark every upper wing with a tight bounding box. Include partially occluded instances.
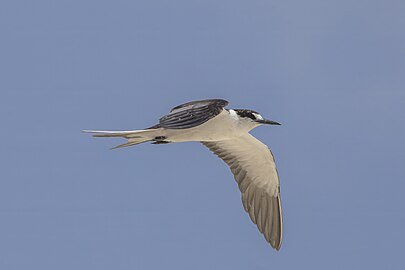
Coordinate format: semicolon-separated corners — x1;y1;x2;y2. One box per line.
159;99;229;129
202;134;282;250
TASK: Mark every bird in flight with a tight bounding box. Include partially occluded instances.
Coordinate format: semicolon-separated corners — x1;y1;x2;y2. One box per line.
84;99;283;250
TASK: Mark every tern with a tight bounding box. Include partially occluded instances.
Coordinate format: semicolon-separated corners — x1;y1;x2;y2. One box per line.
84;99;283;250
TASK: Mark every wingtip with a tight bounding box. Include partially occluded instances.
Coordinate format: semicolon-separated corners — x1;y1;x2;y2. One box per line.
270;240;282;251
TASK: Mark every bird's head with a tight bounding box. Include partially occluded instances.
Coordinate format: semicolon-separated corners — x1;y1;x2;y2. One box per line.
233;109;281;129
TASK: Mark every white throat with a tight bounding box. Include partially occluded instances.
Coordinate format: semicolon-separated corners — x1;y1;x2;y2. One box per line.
228;109;260;132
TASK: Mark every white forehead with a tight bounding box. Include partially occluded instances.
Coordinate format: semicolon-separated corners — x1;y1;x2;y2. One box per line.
252;113;263;120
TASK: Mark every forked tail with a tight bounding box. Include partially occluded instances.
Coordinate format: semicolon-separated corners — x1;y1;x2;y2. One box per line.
83;129;161;149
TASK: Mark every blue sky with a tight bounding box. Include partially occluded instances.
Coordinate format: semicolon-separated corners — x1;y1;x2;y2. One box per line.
1;0;404;269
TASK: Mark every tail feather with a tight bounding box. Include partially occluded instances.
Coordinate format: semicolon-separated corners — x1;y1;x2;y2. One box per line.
82;129;153;138
110;138;150;149
83;129;161;149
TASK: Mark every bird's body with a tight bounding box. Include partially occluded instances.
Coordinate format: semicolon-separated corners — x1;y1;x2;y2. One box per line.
84;99;283;250
151;109;254;142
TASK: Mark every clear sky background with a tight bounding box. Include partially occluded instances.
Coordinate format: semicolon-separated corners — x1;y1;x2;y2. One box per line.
1;0;404;269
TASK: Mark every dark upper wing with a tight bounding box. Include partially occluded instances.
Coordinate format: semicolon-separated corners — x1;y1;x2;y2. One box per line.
159;99;229;129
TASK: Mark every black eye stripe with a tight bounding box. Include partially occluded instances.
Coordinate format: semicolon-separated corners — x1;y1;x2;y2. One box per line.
234;109;259;120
